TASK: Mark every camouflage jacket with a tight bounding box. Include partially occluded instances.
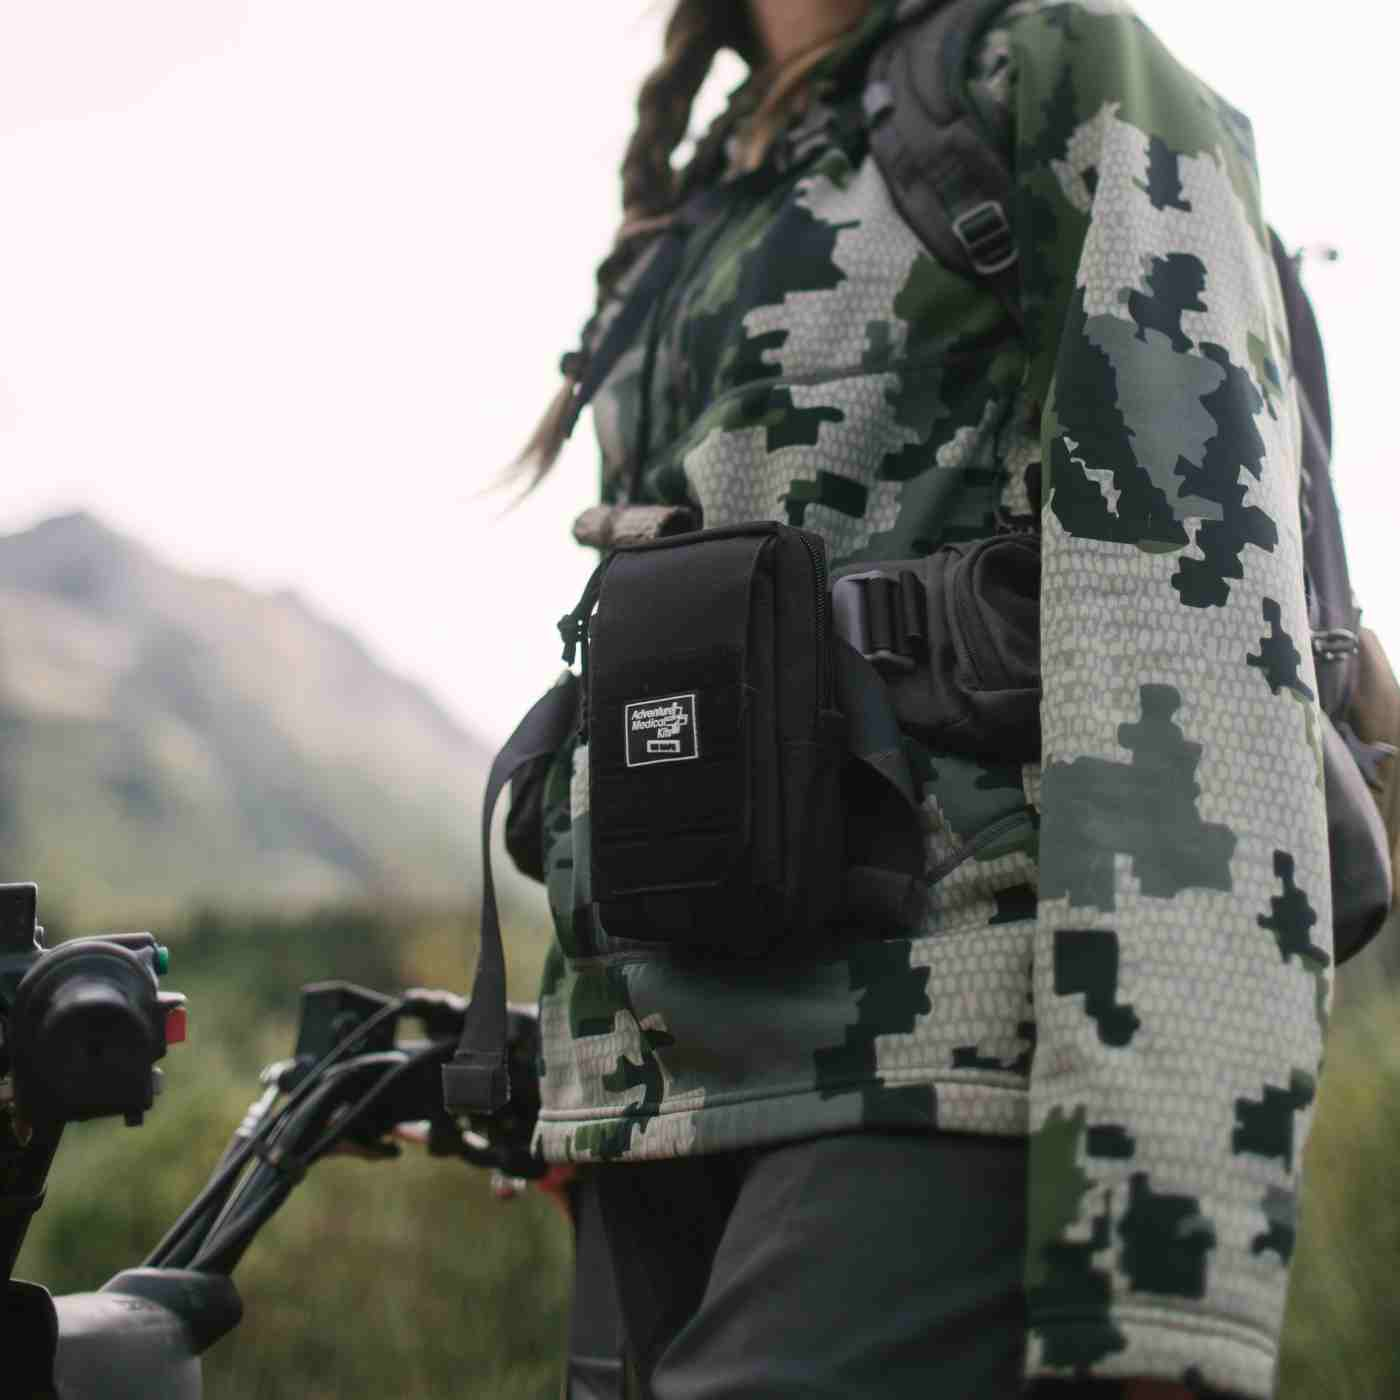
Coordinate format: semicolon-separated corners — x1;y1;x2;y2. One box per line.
532;2;1329;1394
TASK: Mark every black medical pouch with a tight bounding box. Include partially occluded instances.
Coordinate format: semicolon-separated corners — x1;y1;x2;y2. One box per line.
564;522;846;955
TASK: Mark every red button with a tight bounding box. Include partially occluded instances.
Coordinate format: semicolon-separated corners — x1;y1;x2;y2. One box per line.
165;1005;188;1045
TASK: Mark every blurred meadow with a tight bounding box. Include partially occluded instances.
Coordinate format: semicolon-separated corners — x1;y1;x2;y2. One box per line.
9;900;1400;1398
14;904;572;1400
1277;927;1400;1399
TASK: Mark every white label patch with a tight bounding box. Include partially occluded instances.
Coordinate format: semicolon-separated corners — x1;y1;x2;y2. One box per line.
625;693;700;768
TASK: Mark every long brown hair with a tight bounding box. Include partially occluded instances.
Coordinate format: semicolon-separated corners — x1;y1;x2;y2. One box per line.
511;0;854;491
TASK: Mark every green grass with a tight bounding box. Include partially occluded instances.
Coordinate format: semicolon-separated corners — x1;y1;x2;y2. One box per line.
1278;961;1400;1399
14;904;571;1400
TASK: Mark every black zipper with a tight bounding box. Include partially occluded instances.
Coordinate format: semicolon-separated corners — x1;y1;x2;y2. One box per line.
794;527;833;711
572;523;834;735
558;557;609;743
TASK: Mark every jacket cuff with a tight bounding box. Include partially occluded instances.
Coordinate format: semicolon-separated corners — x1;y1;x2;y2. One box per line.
1026;1305;1277;1398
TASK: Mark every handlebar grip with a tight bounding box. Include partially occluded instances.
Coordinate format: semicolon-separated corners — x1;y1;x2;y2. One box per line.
10;940;170;1125
49;1269;242;1400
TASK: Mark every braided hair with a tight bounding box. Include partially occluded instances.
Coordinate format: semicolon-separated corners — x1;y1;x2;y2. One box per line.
512;0;847;488
508;1;749;487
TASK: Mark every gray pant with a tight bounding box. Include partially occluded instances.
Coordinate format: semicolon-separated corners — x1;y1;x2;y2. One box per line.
567;1131;1031;1399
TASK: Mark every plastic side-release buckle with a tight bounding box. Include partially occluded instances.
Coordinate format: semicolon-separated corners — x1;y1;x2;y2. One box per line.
952;200;1017;277
831;570;927;675
1313;627;1360;663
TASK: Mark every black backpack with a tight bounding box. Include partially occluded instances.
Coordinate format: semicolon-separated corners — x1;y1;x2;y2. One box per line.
871;0;1399;963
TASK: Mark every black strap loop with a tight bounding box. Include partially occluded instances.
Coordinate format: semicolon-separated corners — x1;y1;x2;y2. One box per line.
443;675;581;1117
899;570;928;656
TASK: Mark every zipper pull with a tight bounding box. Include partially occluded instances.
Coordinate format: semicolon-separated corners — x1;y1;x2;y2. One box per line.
558;557;609;667
557;611;584;667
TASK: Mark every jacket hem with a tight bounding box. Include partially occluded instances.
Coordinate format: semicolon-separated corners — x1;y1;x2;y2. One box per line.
535;1074;1029;1162
1027;1305;1278;1400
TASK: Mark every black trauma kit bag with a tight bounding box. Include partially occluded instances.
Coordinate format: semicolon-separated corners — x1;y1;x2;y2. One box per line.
559;520;846;952
442;519;952;1117
441;521;850;1115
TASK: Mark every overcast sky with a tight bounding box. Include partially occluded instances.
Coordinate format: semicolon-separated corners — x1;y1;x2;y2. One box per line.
1;2;1392;743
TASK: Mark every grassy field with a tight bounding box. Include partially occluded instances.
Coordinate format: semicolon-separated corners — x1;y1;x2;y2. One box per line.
1277;937;1400;1399
13;906;1400;1397
15;905;572;1400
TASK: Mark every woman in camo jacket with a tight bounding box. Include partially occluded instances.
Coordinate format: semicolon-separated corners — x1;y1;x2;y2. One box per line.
515;2;1326;1395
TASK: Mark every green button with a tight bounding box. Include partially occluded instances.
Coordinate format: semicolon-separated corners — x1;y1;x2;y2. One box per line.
155;945;170;975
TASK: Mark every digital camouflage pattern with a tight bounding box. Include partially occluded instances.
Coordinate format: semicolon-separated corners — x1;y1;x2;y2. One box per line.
531;2;1329;1394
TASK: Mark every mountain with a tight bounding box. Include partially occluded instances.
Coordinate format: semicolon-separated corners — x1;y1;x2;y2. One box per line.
0;512;493;927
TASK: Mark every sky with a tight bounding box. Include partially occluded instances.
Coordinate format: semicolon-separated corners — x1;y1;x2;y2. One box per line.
0;1;1393;744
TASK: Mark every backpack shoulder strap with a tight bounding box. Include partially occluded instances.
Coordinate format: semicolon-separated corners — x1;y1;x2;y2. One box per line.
1269;228;1360;717
865;0;1022;327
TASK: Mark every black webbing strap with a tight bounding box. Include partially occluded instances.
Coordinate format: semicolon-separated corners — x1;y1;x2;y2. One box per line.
561;183;738;442
834;639;928;929
443;674;580;1116
865;0;1024;330
1269;229;1359;719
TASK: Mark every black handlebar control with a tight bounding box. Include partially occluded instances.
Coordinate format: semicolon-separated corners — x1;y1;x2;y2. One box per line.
0;883;183;1128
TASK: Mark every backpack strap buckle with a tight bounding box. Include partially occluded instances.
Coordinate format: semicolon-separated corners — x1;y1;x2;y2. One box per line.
1313;627;1361;662
951;200;1017;277
831;570;928;675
